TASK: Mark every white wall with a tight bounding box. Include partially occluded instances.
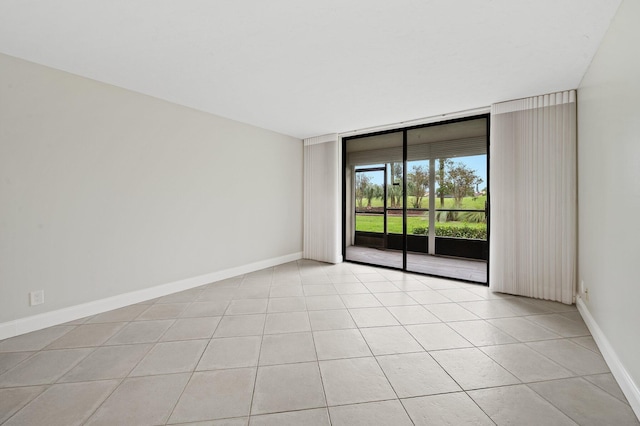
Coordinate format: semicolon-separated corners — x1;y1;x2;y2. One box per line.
577;0;640;412
0;54;303;328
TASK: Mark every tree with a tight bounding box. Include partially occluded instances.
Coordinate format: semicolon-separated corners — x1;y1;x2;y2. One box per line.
355;173;371;208
364;184;382;207
436;158;453;207
407;165;429;208
446;162;481;207
388;163;403;208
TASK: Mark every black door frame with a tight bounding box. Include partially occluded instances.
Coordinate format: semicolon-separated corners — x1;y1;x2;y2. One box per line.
341;113;491;285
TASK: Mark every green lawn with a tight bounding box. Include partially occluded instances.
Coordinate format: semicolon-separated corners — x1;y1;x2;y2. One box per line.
355;215;486;234
358;195;486;210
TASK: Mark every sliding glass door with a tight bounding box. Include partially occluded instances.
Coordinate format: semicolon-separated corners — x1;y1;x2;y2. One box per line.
345;131;404;269
343;116;489;284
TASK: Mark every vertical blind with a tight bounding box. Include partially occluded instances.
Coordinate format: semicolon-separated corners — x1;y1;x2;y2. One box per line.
490;90;577;304
303;134;341;264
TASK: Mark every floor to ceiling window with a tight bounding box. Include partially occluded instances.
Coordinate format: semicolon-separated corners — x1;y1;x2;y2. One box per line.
343;115;489;284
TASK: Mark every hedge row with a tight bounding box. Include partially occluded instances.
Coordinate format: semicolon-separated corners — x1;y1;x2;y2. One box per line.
412;226;487;240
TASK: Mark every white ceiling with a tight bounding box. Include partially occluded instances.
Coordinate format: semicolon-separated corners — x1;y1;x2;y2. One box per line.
0;0;621;139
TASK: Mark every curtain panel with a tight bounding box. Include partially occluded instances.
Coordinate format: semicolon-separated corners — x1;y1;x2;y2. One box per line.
490;91;577;304
303;134;342;264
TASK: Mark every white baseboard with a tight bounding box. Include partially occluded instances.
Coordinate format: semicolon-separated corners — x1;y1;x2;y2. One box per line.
577;296;640;419
0;252;303;341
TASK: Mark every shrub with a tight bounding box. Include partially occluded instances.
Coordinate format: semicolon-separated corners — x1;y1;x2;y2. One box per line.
411;226;487;240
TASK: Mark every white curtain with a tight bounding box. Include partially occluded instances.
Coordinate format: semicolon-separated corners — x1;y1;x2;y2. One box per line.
303;134;342;263
490;90;577;304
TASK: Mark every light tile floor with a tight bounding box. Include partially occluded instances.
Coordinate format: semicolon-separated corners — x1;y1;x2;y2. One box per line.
0;260;638;425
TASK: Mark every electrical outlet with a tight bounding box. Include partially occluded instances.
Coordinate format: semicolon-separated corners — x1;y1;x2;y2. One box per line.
29;290;44;306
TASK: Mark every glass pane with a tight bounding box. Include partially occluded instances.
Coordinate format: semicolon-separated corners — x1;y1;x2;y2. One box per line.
345;131;403;269
405;118;488;283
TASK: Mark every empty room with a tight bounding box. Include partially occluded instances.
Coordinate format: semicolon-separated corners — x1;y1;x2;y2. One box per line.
0;0;638;425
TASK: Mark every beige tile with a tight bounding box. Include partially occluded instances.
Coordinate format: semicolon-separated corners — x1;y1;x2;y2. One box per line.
0;326;75;352
360;326;423;355
340;294;382;308
329;274;360;284
406;290;452;304
405;323;472;351
319;357;396;405
169;369;255;423
525;314;590;337
252;362;326;414
0;352;33;375
269;285;304;298
198;288;236;301
250;408;330;426
356;273;388;283
480;343;574;382
181;301;229;317
457;300;520;319
377;352;461;397
259;332;316;365
402;392;494;425
487;317;561;342
227;299;269;315
373;292;419;306
198;336;261;370
160;317;221;341
584;373;629;403
430;347;520;390
59;344;152;382
105;319;174;345
86;305;149;323
424;303;479;322
264;312;310;334
266;296;306;312
527;339;609;375
387;305;440;325
303;284;338;296
448;320;517;346
301;275;333;285
491;297;552;315
329;400;413;426
209;418;249;426
6;380;118;426
214;314;266;337
136;303;190;320
313;329;371;360
349;307;399;327
87;373;190;425
0;348;92;387
0;386;46;424
391;281;430;291
130;339;207;376
45;323;125;349
469;384;577;426
529;378;639;426
420;277;462;290
570;336;600;353
519;298;577;313
333;283;370;295
233;287;270;300
308;310;356;331
436;289;485;302
305;295;345;310
155;288;203;304
363;282;401;293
